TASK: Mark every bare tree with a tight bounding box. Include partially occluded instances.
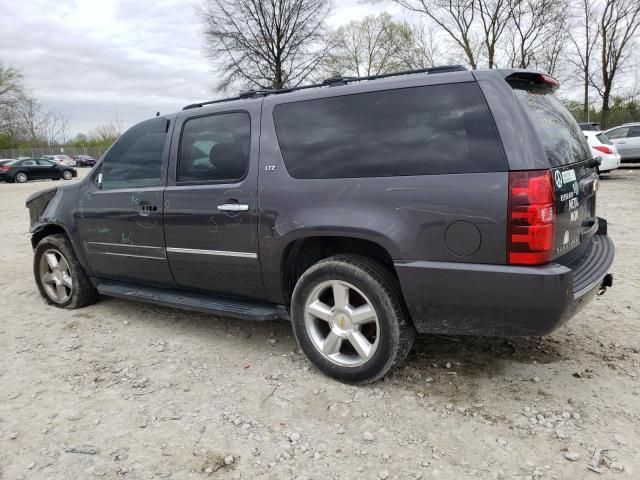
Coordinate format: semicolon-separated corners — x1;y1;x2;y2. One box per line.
391;0;480;68
201;0;331;91
566;0;600;120
0;62;26;135
17;96;45;142
91;120;124;144
0;62;24;108
592;0;640;128
539;12;569;77
506;0;566;70
398;23;442;69
476;0;512;68
324;13;418;77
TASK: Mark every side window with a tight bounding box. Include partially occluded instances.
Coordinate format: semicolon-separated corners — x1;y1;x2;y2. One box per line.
272;83;506;179
37;159;54;166
628;126;640;138
178;112;251;183
606;127;628;139
22;160;36;166
101;117;169;190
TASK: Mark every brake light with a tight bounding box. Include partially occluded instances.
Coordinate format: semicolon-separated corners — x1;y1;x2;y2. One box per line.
538;74;559;89
0;165;10;172
593;145;613;155
508;170;555;265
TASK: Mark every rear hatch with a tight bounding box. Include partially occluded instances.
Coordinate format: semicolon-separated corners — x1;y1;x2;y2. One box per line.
509;75;598;261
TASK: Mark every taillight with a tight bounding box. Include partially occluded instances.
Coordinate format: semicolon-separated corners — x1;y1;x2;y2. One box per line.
508;170;555;265
593;145;613;155
0;165;10;172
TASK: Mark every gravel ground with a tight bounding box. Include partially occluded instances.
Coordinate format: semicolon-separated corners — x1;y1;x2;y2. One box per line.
0;168;639;480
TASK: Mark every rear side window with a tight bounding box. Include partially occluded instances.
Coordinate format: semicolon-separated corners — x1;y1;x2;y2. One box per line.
101;117;168;190
273;83;506;179
596;133;612;145
178;112;250;183
513;90;591;167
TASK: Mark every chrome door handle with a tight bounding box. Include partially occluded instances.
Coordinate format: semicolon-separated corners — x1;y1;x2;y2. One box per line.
217;203;249;212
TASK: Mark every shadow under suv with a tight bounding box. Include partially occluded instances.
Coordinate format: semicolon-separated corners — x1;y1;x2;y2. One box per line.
27;66;614;383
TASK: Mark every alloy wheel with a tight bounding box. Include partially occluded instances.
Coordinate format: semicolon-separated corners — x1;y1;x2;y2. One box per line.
304;280;380;367
39;249;73;303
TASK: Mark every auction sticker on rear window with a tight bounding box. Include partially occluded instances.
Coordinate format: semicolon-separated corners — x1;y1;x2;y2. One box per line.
562;169;576;184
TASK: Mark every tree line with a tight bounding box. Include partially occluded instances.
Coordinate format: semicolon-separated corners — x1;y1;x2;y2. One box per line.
203;0;640;129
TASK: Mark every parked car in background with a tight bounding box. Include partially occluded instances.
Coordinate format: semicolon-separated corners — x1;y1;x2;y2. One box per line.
604;123;640;163
0;158;77;183
583;130;620;174
42;154;76;166
579;122;601;131
73;155;97;167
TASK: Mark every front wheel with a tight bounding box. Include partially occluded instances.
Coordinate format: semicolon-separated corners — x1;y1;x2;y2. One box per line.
291;255;415;384
62;170;73;180
34;234;98;309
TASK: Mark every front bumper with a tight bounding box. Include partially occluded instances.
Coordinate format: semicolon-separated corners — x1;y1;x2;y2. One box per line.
395;233;614;336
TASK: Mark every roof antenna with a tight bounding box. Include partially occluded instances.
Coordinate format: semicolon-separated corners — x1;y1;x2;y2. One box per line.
156;111;160;117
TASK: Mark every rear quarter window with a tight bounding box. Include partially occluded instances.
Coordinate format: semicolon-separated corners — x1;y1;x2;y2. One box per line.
513;90;591;167
273;82;506;179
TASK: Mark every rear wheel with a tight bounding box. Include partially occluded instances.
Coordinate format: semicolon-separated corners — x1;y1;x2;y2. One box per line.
15;172;28;183
34;234;98;309
62;170;73;180
291;255;415;384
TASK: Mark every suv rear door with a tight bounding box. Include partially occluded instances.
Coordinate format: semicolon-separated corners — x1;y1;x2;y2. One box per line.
163;103;265;300
77;116;176;287
511;83;598;259
625;126;640;159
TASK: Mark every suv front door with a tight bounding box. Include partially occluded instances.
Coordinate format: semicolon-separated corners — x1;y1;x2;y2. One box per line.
76;116;176;287
163;106;265;300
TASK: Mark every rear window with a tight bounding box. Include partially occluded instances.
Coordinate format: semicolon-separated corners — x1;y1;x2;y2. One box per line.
273;82;506;179
596;133;612;145
514;90;591;167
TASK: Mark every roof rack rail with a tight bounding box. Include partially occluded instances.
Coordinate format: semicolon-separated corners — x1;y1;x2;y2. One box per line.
182;64;467;110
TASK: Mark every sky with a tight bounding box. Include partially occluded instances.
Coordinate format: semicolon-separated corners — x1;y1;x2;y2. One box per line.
1;0;397;137
2;0;638;137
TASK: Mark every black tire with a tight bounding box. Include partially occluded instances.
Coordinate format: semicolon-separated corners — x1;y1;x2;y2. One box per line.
62;170;73;180
15;171;28;183
34;234;99;309
291;254;415;384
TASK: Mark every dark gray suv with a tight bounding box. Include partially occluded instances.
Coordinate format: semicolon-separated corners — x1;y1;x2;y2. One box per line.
26;66;614;383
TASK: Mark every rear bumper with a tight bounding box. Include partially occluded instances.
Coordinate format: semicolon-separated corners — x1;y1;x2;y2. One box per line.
599;153;620;172
395;234;614;336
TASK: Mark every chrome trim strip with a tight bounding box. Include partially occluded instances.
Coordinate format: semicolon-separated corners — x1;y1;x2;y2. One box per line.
96;252;166;260
166;247;257;259
86;242;164;250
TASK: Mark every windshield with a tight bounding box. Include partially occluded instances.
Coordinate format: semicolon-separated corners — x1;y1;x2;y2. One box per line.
514;90;591;167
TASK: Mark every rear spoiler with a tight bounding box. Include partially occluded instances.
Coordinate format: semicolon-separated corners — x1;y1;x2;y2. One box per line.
501;70;560;93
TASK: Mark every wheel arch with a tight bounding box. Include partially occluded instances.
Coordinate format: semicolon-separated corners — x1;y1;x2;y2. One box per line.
279;235;399;306
31;223;70;249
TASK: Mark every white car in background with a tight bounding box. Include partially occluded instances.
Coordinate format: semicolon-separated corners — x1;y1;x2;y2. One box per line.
583;130;620;174
41;154;76;167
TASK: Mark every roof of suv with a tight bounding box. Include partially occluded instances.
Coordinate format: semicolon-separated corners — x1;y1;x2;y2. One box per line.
182;65;470;110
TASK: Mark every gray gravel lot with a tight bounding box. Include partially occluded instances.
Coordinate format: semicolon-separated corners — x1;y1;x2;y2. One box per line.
1;168;639;480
